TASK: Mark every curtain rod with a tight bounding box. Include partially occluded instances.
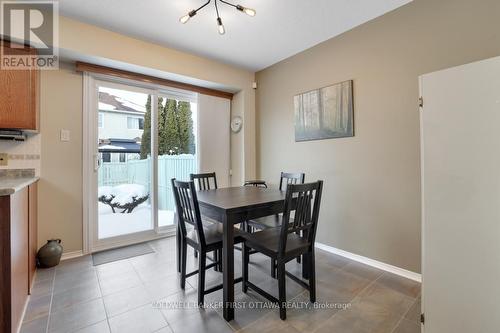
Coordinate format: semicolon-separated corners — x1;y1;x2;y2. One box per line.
75;62;234;100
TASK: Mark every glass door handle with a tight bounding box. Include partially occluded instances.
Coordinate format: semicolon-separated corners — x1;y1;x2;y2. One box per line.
94;154;101;171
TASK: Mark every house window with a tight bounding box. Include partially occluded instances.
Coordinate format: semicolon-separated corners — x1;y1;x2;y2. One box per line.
98;113;103;128
119;153;126;163
127;117;144;130
102;152;110;163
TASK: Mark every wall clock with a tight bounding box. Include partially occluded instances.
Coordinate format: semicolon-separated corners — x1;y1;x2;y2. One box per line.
231;116;243;133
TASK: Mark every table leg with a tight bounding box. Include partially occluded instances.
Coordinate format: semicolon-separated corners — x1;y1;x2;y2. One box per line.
222;213;235;321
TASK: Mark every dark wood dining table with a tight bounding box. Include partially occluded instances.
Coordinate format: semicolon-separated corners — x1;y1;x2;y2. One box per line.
175;185;310;321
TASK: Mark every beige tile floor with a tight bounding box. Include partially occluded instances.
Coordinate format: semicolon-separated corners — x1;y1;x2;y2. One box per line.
21;236;421;333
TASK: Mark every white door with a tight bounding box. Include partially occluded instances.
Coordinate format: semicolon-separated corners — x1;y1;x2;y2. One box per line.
420;56;500;333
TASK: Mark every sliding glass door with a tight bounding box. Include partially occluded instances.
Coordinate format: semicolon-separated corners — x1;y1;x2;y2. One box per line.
97;84;153;240
89;78;198;251
157;93;197;228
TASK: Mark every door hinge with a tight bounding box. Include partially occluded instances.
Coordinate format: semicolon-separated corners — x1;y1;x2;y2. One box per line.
421;313;425;324
419;97;424;108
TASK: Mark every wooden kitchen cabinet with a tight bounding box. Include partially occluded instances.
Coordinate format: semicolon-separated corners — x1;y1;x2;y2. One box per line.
0;181;38;333
9;188;29;333
0;42;39;131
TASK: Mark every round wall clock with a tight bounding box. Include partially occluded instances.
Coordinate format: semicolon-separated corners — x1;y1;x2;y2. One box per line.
231;116;243;133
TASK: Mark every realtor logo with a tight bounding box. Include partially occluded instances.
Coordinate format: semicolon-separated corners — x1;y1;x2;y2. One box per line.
0;1;59;70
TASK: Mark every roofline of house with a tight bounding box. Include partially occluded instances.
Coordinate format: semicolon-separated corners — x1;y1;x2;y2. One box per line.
98;109;145;116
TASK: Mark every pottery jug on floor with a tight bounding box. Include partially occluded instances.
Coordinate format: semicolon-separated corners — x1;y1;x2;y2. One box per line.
37;239;63;268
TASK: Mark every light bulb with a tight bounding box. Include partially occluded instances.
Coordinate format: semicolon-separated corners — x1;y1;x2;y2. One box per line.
179;10;196;24
217;18;225;35
236;5;256;17
243;7;256;16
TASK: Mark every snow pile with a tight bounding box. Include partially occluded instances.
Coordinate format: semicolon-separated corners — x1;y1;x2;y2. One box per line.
111;184;148;205
98;184;148;205
98;186;114;200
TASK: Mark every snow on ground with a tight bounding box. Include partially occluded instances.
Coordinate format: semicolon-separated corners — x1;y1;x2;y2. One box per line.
98;202;175;239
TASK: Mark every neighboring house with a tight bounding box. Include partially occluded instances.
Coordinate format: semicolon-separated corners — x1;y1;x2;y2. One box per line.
98;91;146;140
98;91;146;163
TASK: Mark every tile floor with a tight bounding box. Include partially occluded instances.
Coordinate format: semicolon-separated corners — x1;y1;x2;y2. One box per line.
21;236;421;333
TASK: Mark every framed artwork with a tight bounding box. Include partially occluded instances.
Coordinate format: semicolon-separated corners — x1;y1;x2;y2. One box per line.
294;80;354;142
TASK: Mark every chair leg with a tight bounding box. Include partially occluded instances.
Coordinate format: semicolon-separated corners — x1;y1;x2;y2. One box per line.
296;231;301;263
309;251;316;303
271;259;277;279
213;249;219;272
277;261;287;320
180;242;187;289
198;251;206;306
242;244;249;293
176;230;181;273
218;249;223;271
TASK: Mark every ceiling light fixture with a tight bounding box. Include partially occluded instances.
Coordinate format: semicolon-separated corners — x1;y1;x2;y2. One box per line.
179;0;256;35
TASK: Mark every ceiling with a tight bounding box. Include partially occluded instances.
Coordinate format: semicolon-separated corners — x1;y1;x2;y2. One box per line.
57;0;412;71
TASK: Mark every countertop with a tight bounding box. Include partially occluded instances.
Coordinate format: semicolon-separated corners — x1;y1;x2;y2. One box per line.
0;177;39;196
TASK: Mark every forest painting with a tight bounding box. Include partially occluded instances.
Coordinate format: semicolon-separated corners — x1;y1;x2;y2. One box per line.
294;80;354;142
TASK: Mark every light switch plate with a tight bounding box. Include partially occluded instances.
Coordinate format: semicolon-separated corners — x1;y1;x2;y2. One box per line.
0;153;8;166
60;129;70;142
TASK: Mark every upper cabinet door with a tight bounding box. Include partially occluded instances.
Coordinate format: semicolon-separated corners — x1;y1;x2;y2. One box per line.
0;43;39;131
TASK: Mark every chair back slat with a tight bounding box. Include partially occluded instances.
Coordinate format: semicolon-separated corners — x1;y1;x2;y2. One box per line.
190;172;218;191
279;172;305;191
171;179;206;247
279;181;323;256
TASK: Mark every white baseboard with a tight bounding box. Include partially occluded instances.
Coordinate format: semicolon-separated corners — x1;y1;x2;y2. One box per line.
61;250;84;261
315;242;421;283
60;243;421;281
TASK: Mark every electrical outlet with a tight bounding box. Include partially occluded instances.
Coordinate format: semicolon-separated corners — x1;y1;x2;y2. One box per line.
0;153;8;166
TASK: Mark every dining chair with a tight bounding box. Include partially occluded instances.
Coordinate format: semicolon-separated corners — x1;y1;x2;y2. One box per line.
246;172;305;277
172;179;244;305
190;172;218;190
190;172;220;268
242;180;267;234
247;172;305;230
241;180;324;320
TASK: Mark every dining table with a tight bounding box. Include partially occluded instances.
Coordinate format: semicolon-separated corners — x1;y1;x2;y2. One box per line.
182;185;310;321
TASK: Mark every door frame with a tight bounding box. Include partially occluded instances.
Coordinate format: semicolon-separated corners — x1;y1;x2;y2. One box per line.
83;73;196;253
418;76;425;333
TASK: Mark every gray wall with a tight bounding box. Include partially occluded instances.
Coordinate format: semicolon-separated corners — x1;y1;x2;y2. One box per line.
256;0;500;273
